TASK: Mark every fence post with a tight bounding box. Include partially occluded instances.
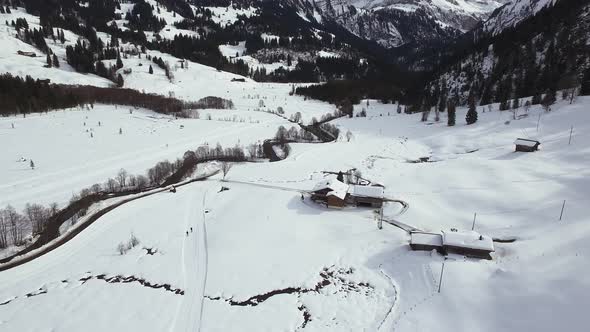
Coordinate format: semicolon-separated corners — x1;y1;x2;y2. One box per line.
471;213;477;231
569;126;573;145
559;200;566;221
438;259;446;293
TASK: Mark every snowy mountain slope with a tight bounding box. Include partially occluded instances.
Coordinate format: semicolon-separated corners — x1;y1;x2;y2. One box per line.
484;0;558;35
427;0;589;106
310;0;508;47
0;9;112;87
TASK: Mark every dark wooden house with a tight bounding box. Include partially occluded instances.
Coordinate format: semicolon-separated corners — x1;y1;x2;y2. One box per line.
17;50;37;57
514;138;540;152
311;179;349;209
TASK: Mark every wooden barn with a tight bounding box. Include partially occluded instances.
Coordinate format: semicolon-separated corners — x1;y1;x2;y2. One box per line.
514;138;540;152
442;230;495;260
310;179;349;209
348;185;385;208
409;230;494;260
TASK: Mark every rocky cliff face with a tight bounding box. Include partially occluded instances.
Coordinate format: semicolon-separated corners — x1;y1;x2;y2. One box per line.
308;0;508;47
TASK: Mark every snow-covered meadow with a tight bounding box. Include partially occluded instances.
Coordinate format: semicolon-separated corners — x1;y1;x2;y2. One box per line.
2;90;589;331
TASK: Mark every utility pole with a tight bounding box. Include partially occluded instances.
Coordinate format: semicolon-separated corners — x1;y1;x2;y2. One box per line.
559;200;566;221
438;258;447;293
471;213;477;231
569;126;574;145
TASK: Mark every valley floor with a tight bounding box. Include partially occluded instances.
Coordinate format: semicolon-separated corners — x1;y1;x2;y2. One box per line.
1;96;590;331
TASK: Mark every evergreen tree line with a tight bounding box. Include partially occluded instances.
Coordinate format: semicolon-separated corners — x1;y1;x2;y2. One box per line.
0;74;192;116
295;80;404;105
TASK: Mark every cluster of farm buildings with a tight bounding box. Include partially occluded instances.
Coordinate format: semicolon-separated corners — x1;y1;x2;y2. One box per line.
308;175;495;260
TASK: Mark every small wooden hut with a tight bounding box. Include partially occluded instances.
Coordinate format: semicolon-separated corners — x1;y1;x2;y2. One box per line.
514;138;540;152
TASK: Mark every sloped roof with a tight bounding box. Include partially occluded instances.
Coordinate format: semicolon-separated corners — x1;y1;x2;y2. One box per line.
514;138;540;147
410;232;442;247
443;231;494;252
349;185;384;198
313;178;349;200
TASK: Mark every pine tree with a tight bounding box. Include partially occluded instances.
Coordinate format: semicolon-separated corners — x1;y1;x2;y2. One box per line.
447;101;456;126
52;54;59;68
116;53;123;69
581;68;590;96
30;160;35;169
117;73;124;87
512;98;520;110
466;96;478;125
149;65;153;74
46;53;52;67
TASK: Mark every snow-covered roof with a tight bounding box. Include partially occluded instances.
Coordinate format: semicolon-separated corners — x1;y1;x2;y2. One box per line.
313;178;349;200
410;232;442;247
514;138;540;147
349;185;384;198
443;231;494;252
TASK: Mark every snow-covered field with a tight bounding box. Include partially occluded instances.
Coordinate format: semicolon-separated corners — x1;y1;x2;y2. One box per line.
2;92;589;331
0;105;290;210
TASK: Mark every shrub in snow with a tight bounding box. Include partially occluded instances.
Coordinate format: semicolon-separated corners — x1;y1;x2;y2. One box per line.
466;97;478;125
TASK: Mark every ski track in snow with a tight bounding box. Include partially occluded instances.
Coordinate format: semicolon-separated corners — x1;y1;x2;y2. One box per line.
169;189;208;332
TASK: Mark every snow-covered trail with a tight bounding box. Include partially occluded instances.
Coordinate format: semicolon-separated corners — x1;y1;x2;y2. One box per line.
170;189;209;332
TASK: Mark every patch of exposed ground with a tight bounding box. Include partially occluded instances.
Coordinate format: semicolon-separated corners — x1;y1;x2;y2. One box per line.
0;273;183;307
205;266;374;329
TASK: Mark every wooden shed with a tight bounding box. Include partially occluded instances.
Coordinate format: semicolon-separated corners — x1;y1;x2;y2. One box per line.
514;138;540;152
17;50;37;57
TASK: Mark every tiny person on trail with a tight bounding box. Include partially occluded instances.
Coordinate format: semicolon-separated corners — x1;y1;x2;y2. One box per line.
190;227;193;233
186;231;188;236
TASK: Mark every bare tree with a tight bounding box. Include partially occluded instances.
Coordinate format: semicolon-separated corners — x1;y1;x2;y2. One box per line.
0;209;9;248
116;168;128;189
105;178;118;192
5;205;25;246
275;125;288;142
247;144;258;159
25;203;47;235
90;183;102;194
346;130;353;142
136;174;149;190
49;202;59;216
128;174;137;188
221;162;232;180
